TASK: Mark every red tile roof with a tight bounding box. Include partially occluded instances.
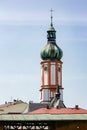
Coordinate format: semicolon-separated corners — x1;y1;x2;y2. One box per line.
28;107;87;114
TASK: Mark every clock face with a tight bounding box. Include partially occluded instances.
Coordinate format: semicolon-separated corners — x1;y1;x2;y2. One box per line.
44;65;48;71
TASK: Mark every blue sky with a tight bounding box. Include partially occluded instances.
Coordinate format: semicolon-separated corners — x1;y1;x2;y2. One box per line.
0;0;87;108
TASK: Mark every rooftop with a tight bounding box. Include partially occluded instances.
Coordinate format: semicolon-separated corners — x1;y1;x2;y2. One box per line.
0;100;28;114
28;107;87;114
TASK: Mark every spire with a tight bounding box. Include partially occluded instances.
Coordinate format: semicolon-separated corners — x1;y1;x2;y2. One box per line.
47;9;56;43
50;9;53;26
49;9;55;30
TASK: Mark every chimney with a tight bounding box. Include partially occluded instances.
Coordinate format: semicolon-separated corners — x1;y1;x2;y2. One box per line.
75;105;79;109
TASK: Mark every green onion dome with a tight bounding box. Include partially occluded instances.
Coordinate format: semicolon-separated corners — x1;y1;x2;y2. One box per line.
40;23;63;61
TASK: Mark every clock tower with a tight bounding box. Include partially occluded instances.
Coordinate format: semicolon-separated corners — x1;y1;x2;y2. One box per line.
40;12;63;103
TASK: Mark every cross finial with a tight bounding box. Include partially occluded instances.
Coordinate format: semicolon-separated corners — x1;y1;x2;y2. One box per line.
50;9;53;25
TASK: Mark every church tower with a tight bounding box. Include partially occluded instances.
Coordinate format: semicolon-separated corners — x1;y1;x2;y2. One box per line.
40;11;63;103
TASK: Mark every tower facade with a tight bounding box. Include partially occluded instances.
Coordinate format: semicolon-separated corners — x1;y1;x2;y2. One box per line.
40;15;63;103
